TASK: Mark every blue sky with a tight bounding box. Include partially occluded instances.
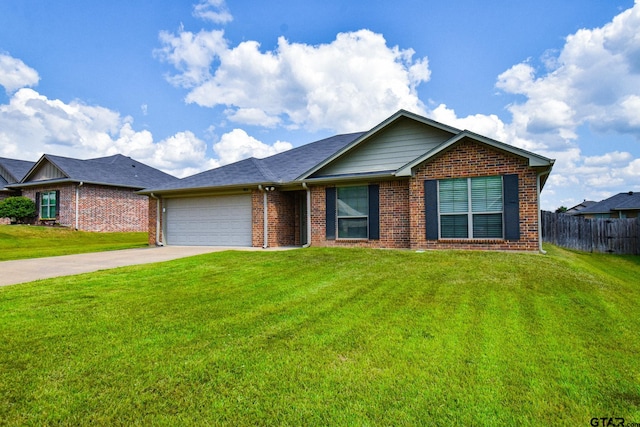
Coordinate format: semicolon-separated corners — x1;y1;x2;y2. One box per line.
0;0;638;210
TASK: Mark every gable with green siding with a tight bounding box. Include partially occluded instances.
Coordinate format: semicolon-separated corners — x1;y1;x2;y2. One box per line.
311;117;455;177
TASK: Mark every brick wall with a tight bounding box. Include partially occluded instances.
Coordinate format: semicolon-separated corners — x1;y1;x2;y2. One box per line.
252;189;298;247
23;183;149;232
148;196;160;245
309;180;411;249
408;138;541;251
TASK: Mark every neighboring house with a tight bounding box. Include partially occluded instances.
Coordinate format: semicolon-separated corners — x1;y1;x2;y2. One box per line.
141;110;555;252
573;192;640;219
565;200;596;215
7;154;178;232
0;157;36;224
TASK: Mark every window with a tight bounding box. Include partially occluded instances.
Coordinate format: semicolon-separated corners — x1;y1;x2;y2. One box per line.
438;176;503;239
337;186;368;238
40;191;57;219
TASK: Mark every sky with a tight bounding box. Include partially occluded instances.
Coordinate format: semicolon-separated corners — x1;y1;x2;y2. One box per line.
0;0;639;210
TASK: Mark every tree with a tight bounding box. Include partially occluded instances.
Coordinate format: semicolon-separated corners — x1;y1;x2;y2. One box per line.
0;196;36;224
555;206;568;213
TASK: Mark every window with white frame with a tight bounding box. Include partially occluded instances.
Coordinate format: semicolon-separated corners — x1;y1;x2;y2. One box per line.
438;176;503;239
337;186;368;239
40;191;57;219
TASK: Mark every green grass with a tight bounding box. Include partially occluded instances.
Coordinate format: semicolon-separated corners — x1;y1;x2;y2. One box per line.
0;246;639;425
0;225;147;261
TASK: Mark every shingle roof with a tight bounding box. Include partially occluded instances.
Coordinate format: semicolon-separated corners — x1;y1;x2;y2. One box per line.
577;192;640;214
0;157;35;184
144;132;365;192
17;154;178;189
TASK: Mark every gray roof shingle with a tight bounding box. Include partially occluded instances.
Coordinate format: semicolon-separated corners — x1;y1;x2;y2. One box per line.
0;157;35;184
577;192;640;214
144;132;365;192
17;154;178;189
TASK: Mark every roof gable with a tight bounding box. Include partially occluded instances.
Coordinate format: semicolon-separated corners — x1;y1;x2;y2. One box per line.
0;157;36;185
309;116;455;178
18;154;178;189
299;110;459;180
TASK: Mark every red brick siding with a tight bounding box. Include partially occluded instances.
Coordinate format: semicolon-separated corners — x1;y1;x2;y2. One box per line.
148;196;160;245
252;189;297;247
409;138;540;251
23;183;149;232
309;180;411;249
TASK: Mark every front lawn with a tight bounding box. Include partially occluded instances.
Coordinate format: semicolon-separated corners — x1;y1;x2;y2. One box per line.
0;246;638;425
0;225;148;261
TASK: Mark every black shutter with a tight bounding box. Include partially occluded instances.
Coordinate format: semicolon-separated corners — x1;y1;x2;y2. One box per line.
424;180;439;240
325;187;336;240
35;192;40;217
503;174;520;241
368;184;380;240
55;190;60;217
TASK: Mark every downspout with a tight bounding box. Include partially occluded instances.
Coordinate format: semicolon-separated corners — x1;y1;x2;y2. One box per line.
75;182;83;230
258;185;268;249
149;193;162;246
537;171;551;254
302;182;311;248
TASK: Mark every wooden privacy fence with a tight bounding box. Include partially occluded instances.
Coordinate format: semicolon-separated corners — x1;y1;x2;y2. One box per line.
541;211;640;255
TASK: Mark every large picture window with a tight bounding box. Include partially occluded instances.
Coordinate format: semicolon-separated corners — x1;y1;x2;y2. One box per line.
438;176;503;239
40;191;57;219
337;186;369;239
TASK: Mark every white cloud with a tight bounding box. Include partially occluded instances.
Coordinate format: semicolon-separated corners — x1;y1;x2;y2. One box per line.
213;128;292;165
0;84;289;178
497;1;640;142
157;28;430;133
193;0;233;24
0;53;40;93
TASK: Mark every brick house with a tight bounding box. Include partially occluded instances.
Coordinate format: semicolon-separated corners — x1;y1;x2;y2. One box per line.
141;110;555;251
7;154;177;232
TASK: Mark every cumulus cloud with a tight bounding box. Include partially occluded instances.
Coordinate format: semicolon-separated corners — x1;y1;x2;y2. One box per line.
0;53;40;93
156;28;430;133
424;2;640;209
0;84;289;178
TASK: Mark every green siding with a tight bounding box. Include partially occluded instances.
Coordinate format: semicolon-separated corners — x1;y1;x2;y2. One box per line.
312;118;453;177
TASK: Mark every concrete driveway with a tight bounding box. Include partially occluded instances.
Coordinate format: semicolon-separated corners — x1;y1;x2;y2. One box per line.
0;246;291;287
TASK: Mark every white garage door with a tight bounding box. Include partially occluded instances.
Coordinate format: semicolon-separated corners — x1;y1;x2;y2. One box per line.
165;194;252;246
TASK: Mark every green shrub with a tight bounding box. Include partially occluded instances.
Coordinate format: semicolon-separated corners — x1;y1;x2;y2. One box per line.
0;196;36;223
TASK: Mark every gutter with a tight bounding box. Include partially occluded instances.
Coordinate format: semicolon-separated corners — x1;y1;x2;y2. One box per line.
149;193;163;246
75;182;83;230
302;182;311;248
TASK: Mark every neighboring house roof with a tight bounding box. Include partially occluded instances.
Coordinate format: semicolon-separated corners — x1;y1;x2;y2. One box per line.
9;154;178;190
566;200;597;215
575;192;640;215
140;110;555;195
0;157;35;192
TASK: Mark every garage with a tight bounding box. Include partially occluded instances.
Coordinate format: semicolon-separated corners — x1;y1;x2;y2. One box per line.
164;194;252;246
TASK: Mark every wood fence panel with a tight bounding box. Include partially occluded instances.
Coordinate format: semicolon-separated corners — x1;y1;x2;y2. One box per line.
541;211;639;255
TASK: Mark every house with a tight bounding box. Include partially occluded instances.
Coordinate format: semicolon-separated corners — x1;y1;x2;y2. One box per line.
565;200;597;215
0;157;36;224
140;110;555;251
7;154;178;232
573;192;640;219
